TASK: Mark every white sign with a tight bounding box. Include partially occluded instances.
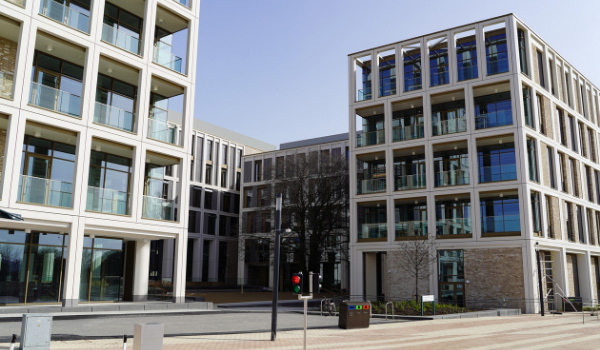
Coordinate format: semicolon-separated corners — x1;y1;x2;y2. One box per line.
422;295;434;302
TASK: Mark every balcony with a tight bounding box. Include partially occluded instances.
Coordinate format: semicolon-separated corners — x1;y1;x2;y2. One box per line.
153;45;183;73
475;109;512;129
87;186;129;215
357;87;372;101
148;109;177;145
29;81;81;117
102;23;141;55
39;0;90;33
18;175;72;208
432;117;466;136
478;164;517;183
436;218;472;236
393;123;424;142
94;102;135;132
142;195;175;221
359;223;387;240
395;221;427;238
0;71;14;99
395;174;426;191
481;215;520;234
358;178;386;194
435;169;469;187
356;130;384;147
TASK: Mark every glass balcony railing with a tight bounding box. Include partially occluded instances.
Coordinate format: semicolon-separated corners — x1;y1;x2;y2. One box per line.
395;174;426;190
432;117;467;136
395;221;427;238
148;116;177;145
481;214;520;234
430;70;449;86
29;81;81;117
0;71;14;99
5;0;25;7
94;101;135;132
435;169;469;187
404;76;422;91
457;65;478;81
475;109;512;129
486;52;509;75
356;129;385;147
39;0;90;33
379;77;396;97
142;195;175;221
153;46;183;73
86;186;129;215
436;218;472;236
18;174;72;208
102;23;141;55
357;87;372;101
359;223;387;240
358;178;386;194
478;164;517;183
392;123;424;142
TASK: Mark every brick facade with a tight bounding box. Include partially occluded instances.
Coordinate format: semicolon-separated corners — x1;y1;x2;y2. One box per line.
0;36;17;99
384;250;431;300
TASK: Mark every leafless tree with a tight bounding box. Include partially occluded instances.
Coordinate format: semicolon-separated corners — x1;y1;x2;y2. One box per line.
397;237;435;300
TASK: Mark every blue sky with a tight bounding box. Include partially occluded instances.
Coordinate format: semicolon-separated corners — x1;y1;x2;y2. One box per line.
195;0;600;148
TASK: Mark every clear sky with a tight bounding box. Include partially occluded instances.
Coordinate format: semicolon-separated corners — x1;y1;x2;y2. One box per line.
195;0;600;148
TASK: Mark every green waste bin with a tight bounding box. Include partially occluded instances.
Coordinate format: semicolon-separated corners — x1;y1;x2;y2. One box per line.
338;301;371;329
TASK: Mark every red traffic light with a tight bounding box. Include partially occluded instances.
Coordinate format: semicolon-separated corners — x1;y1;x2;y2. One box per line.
291;275;300;284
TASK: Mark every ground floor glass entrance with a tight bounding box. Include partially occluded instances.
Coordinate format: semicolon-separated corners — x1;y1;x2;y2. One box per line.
79;236;124;302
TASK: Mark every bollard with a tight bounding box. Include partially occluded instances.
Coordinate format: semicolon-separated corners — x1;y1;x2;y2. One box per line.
123;335;127;350
9;334;16;350
133;323;164;350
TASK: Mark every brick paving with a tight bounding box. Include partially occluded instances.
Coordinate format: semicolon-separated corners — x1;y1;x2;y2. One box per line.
2;313;599;349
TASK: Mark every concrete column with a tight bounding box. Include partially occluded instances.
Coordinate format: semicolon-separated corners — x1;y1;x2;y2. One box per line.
580;252;593;304
191;238;202;282
61;218;85;307
172;231;189;303
133;239;151;301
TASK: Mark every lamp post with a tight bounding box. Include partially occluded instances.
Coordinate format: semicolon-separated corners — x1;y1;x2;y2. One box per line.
536;242;545;316
271;193;282;341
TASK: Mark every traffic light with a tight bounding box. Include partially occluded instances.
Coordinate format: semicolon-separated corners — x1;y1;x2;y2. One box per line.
312;273;322;294
291;272;302;294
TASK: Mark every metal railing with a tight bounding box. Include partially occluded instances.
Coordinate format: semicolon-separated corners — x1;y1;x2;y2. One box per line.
478;164;517;183
358;177;386;194
395;173;426;190
86;186;129;215
356;129;385;147
101;23;141;55
432;117;467;136
435;168;469;187
94;101;135;132
481;214;520;233
142;195;175;221
0;71;14;99
357;86;372;101
359;223;387;239
39;0;90;33
18;174;72;208
395;221;427;238
153;46;183;73
436;218;472;236
392;123;424;141
29;81;81;117
475;109;512;129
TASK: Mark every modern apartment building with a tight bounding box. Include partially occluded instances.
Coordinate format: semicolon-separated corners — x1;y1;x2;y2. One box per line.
0;0;200;306
239;133;350;292
348;14;600;312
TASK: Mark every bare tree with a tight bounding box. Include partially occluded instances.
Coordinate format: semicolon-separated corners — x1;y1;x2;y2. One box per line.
397;237;435;300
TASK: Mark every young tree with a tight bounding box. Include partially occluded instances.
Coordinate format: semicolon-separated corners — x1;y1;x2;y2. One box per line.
397;237;435;301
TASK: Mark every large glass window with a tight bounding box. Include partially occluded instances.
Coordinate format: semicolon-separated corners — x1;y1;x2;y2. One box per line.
357;203;387;240
536;51;545;88
0;230;68;304
438;250;464;307
95;74;136;132
531;192;542;236
480;195;521;234
357;113;385;147
403;47;422;92
522;86;533;128
474;91;512;129
395;202;427;238
433;148;469;187
102;3;143;55
378;50;396;97
143;163;175;221
394;154;426;191
456;32;478;81
517;29;528;76
526;138;539;182
429;39;448;87
477;143;517;183
432;100;466;136
357;157;386;194
87;150;131;215
79;236;124;302
392;107;424;142
436;199;471;236
485;29;508;75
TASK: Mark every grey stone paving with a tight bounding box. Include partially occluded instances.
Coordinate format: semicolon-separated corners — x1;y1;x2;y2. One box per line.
0;311;396;341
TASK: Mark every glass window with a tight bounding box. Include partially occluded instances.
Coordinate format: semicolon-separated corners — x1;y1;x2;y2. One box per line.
474;91;512;129
456;33;478;81
531;192;542;235
477;143;517;183
392;107;424;142
438;250;464;306
485;29;509;75
536;51;546;88
429;39;448;87
431;100;466;136
523;86;533;128
433;148;469;186
378;50;396;97
403;47;421;92
517;29;528;75
435;199;471;236
480;195;521;234
357;203;387;240
527;138;539;182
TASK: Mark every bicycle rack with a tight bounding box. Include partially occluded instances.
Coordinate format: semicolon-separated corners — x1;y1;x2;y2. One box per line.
385;301;394;320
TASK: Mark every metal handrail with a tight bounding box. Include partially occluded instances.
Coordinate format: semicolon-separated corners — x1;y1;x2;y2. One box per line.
385;301;395;320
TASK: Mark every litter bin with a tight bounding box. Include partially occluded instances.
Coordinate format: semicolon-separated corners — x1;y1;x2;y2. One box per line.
338;301;371;329
564;297;583;312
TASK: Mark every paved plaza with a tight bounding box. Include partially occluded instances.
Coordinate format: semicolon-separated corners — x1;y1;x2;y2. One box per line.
1;313;599;349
